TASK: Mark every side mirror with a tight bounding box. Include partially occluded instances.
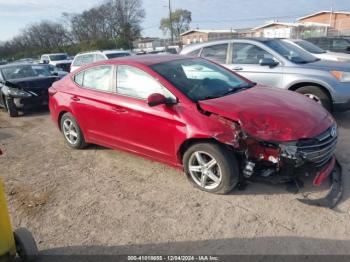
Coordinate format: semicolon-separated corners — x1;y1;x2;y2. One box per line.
259;58;279;67
147;93;172;107
43;60;49;64
53;71;59;76
346;46;350;51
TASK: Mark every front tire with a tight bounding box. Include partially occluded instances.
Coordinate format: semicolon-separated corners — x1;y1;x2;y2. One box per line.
60;113;87;149
296;86;331;111
5;97;18;117
183;142;239;194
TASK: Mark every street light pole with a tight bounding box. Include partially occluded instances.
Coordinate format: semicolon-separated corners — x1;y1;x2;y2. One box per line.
168;0;174;45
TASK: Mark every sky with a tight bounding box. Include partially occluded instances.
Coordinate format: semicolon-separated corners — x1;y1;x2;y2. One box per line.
0;0;349;41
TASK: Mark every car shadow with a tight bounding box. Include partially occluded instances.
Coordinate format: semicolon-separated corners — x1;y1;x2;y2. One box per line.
333;111;350;129
23;236;350;261
21;107;50;117
0;130;12;140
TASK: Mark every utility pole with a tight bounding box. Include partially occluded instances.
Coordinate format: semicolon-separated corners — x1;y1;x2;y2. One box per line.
168;0;174;45
328;0;334;36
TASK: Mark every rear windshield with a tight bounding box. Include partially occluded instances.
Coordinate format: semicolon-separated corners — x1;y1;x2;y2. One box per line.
49;54;68;61
106;53;131;59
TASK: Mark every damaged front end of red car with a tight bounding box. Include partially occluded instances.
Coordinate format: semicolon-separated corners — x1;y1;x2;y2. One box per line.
197;86;342;208
210;114;342;209
235;122;342;209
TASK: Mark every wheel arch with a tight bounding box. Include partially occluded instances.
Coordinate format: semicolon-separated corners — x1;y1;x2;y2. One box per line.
57;110;69;130
177;137;233;163
288;82;332;100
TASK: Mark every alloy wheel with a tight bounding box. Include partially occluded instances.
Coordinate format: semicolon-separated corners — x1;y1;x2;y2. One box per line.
188;151;222;190
62;119;79;145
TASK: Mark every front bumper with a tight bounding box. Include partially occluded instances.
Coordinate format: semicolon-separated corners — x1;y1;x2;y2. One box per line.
13;95;48;110
297;159;342;209
333;99;350;111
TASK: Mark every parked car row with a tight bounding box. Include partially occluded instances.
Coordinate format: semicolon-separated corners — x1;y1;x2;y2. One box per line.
70;50;132;72
306;37;350;54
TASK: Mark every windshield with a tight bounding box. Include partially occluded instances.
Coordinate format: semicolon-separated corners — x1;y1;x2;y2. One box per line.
1;65;51;80
49;54;68;61
265;40;319;64
106;52;131;59
150;58;253;102
294;40;326;54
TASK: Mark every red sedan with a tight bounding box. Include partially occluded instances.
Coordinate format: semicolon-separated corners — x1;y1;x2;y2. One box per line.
49;55;340;206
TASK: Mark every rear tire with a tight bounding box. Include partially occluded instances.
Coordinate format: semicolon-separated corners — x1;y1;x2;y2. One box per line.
14;228;38;262
296;86;332;111
183;142;239;194
5;97;18;117
60;112;87;149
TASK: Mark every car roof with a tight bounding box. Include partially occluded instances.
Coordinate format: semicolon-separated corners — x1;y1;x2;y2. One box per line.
181;37;273;53
0;63;33;69
102;50;131;54
42;53;67;56
76;50;130;56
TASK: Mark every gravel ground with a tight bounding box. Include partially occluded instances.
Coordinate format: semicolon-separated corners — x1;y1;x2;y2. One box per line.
1;108;350;255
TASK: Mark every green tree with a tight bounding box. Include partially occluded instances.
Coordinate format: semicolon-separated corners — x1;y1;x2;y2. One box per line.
160;9;191;39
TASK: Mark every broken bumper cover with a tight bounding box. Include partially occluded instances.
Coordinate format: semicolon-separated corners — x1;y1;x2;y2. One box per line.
297;158;342;209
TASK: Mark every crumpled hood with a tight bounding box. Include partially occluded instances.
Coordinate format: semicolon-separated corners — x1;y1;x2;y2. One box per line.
6;76;59;91
198;86;334;142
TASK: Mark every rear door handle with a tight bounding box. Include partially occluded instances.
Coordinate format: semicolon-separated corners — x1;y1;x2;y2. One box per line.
231;66;243;71
71;96;80;102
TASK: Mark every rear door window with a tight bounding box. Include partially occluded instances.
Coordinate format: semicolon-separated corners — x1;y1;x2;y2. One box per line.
201;44;228;64
74;65;114;92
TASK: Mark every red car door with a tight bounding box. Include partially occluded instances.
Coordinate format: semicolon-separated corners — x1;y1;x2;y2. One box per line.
108;64;185;163
69;65;118;146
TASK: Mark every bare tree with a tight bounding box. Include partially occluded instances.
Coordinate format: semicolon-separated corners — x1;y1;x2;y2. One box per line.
0;0;145;59
160;9;191;39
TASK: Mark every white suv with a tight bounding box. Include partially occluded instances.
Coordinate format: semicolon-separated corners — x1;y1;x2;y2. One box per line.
40;53;72;72
70;50;132;72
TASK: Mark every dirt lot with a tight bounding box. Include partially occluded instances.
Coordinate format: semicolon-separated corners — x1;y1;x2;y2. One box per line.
1;108;350;255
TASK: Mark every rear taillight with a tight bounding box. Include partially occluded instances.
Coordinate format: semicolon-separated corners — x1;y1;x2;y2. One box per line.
48;87;57;97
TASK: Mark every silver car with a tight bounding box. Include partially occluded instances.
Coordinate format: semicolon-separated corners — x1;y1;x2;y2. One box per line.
180;38;350;111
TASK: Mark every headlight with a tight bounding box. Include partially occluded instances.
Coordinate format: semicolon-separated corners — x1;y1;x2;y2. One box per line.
330;70;350;82
337;57;350;62
8;88;32;98
279;144;298;159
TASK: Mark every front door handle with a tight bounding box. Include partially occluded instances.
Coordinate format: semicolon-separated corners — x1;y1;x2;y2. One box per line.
231;66;243;71
112;106;127;113
71;96;80;102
